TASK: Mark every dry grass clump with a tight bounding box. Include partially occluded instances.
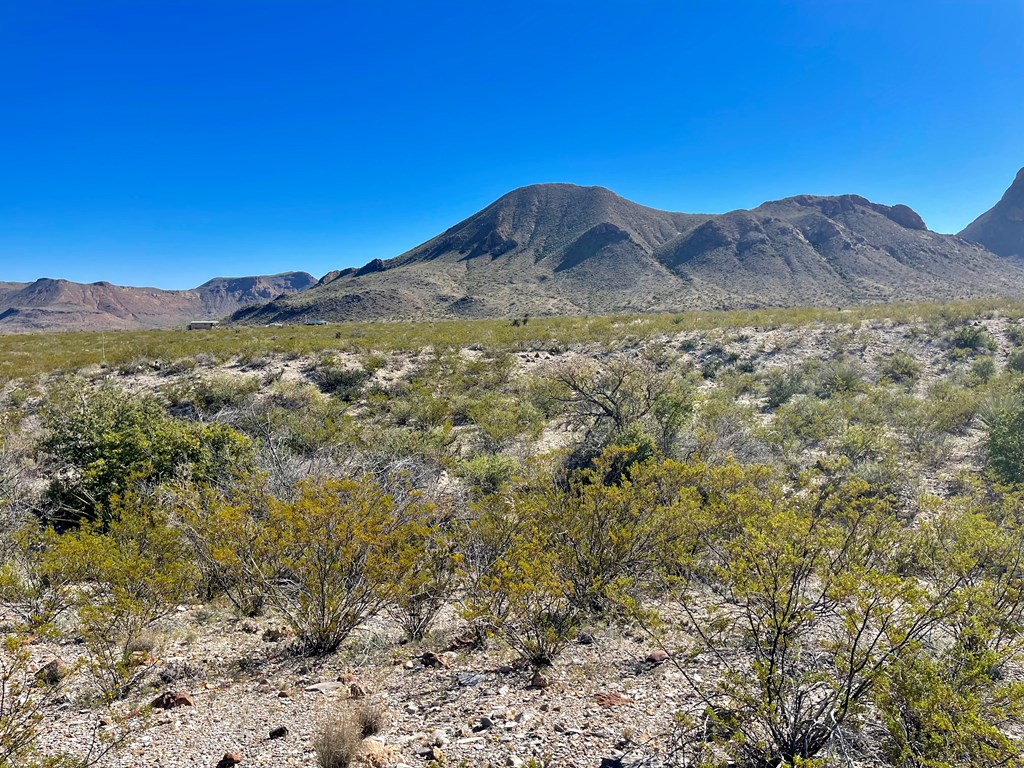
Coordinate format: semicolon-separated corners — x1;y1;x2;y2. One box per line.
313;703;388;768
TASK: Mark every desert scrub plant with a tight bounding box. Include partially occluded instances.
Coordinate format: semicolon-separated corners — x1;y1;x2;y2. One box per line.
980;389;1024;485
875;496;1024;768
162;373;260;415
244;476;429;654
311;703;387;768
312;361;370;401
173;480;273;614
39;378;254;525
760;367;807;409
391;516;458;641
664;468;966;767
45;492;196;700
0;524;77;633
538;353;694;465
0;633;74;767
462;506;585;669
454;454;520;497
879;350;922;386
948;324;998;359
814;357;866;397
313;710;363;768
462;450;697;666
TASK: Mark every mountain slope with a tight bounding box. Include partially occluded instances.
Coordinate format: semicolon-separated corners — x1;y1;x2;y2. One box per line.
0;272;315;333
237;184;1024;323
960;168;1024;257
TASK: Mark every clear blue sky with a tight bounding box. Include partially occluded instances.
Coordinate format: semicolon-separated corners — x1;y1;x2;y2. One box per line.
1;1;1021;289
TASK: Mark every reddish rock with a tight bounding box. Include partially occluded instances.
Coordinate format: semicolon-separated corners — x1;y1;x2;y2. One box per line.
593;691;633;707
645;649;670;664
216;752;242;768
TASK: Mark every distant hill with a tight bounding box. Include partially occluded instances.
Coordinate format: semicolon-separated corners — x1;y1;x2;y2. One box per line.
960;167;1024;258
0;272;315;333
236;183;1024;324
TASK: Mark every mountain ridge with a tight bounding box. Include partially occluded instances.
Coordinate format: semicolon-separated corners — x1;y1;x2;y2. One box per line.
960;167;1024;258
236;183;1024;324
0;272;316;333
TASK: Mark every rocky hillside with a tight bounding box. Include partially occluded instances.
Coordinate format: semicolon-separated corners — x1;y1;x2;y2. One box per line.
0;272;315;333
961;167;1024;258
236;184;1024;324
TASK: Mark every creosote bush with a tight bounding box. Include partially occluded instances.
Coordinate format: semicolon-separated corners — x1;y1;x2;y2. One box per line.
44;492;196;700
240;476;429;654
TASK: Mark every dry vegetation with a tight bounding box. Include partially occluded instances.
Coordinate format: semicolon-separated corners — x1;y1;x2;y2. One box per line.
5;299;1024;767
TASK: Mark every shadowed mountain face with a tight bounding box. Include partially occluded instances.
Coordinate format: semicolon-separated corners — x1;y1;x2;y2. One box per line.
960;168;1024;258
0;272;316;333
237;183;1024;324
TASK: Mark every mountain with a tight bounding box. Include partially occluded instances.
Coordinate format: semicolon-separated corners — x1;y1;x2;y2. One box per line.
960;168;1024;257
192;272;317;315
236;184;1024;324
0;272;315;333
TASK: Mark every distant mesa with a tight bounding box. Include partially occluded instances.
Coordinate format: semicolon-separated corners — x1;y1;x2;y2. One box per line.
0;271;316;333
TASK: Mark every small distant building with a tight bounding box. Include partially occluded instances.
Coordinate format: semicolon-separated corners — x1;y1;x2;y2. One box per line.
304;319;329;326
187;320;220;331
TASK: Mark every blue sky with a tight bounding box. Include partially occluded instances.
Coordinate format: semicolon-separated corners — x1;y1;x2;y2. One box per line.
1;1;1021;289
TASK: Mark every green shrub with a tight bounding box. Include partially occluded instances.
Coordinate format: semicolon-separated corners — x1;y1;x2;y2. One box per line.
45;492;196;700
39;379;253;524
163;374;260;414
880;350;921;385
245;477;428;654
949;325;998;356
980;392;1024;485
970;355;997;384
463;450;696;666
667;470;967;766
1007;347;1024;373
313;364;370;401
761;368;807;409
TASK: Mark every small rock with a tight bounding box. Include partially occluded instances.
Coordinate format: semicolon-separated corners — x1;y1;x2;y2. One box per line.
98;714;114;728
305;681;348;695
216;753;242;768
507;756;525;767
269;726;288;739
645;649;670;664
240;619;259;634
421;651;450;669
35;659;67;685
456;671;487;687
262;626;293;642
530;671;550;689
151;691;194;710
593;692;633;707
577;632;596;645
600;759;624;768
277;688;295;698
430;729;449;747
405;702;419;714
359;739;399;768
473;716;495;732
349;681;370;699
